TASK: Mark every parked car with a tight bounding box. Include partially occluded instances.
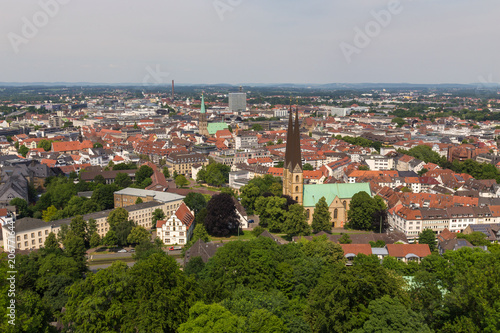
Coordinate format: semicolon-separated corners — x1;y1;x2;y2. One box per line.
169;246;182;251
248;219;254;224
117;249;127;253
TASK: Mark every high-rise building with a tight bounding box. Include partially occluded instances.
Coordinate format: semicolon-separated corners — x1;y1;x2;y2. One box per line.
228;90;247;113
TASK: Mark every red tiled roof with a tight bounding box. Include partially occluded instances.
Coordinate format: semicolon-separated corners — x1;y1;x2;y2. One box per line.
386;244;431;258
340;243;372;256
52;140;93;152
175;202;195;229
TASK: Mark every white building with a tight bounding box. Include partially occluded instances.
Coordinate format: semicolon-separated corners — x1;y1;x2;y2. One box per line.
156;202;195;245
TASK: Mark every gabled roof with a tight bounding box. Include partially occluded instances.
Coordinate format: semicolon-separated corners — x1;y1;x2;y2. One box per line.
386;244;431;258
174;202;195;229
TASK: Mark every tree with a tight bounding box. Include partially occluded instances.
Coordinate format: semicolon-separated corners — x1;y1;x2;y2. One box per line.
311;196;332;233
127;226;150;245
115;172;132;188
152;208;166;228
184;192;207;215
282;204;311;237
175;174;189;188
358;165;370;170
93;174;106;185
18;145;29;157
252;226;265;237
457;231;490;246
305;262;407;332
37;139;52;151
347;192;385;231
163;166;170;179
303;163;314;171
391;117;406;128
91;184;118;210
204;193;240;237
63;231;87;272
418;229;437;252
42;205;58;222
339;233;352;244
93;142;103;148
135;165;154;185
135;197;143;204
107;207;129;228
44;232;60;252
89;232;101;248
418;168;429;176
251;124;263;131
102;229;118;246
255;196;287;232
10;198;31;218
353;295;432;333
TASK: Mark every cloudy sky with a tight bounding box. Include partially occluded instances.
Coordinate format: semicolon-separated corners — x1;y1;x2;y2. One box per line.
1;0;499;84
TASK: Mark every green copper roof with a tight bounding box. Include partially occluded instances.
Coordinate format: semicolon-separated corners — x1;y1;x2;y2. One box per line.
207;122;229;135
200;95;206;114
303;183;371;207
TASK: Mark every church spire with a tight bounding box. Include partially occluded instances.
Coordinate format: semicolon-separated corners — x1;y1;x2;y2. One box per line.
200;94;206;114
284;100;294;169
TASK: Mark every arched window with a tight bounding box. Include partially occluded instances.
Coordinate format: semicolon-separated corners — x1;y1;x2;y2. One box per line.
295;196;299;201
295;186;299;192
306;209;310;218
334;208;338;219
295;175;299;182
343;201;347;208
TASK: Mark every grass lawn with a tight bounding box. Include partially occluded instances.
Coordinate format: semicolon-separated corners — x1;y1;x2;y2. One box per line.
210;230;256;242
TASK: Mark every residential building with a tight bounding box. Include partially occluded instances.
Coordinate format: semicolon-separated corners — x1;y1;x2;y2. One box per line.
156;202;195;245
165;152;208;178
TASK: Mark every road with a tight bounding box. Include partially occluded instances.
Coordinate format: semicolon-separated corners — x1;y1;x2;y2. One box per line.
88;249;183;272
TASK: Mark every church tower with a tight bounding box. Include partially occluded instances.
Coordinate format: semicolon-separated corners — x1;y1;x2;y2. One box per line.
199;94;208;136
283;104;303;205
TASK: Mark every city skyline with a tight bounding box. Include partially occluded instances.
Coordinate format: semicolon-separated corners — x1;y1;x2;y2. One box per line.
1;0;499;85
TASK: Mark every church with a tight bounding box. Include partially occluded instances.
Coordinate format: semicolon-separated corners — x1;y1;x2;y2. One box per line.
282;107;371;227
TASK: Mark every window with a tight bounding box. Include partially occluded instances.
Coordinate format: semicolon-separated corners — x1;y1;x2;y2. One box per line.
17;236;20;241
166;239;170;244
334;208;338;219
39;238;42;243
296;175;299;182
45;230;48;235
24;241;28;247
17;243;21;248
31;233;35;238
24;234;27;240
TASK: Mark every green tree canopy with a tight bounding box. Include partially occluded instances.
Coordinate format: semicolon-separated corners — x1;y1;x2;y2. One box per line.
282;204;311;237
311;196;332;233
418;229;437;252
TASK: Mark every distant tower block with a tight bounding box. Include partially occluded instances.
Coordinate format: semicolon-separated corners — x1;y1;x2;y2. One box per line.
229;88;246;114
171;80;175;101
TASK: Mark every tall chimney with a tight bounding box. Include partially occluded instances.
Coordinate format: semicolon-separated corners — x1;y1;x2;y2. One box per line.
171;80;175;101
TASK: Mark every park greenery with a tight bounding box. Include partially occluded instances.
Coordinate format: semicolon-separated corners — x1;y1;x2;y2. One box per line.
2;232;499;332
9;166;156;223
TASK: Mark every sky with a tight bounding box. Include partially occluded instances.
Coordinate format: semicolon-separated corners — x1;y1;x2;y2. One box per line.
1;0;499;85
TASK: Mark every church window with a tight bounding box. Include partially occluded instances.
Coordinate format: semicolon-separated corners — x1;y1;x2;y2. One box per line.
343;201;347;208
295;196;299;201
334;208;338;219
295;175;299;182
295;186;299;192
306;209;310;218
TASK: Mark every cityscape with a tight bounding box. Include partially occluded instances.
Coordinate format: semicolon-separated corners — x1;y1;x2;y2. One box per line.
1;0;500;332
